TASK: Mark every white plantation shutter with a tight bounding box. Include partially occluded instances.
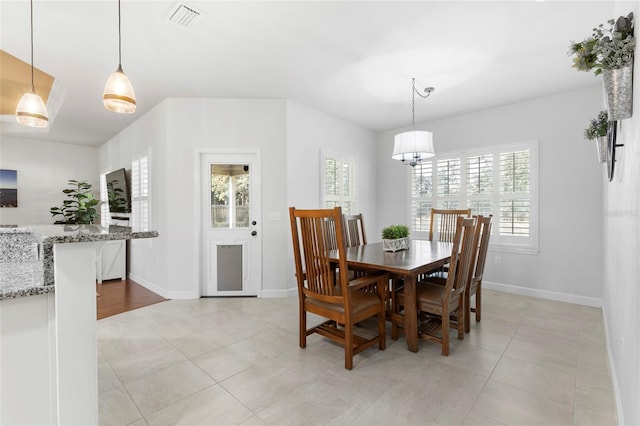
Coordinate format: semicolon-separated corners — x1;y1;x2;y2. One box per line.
411;162;432;232
100;173;109;226
466;154;493;217
437;158;461;197
409;141;538;253
499;149;531;238
321;150;357;214
131;155;150;231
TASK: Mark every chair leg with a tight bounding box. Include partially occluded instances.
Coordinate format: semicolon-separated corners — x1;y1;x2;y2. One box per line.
378;311;386;350
441;311;450;356
345;321;354;370
457;302;465;340
464;290;471;333
299;307;307;348
476;286;481;322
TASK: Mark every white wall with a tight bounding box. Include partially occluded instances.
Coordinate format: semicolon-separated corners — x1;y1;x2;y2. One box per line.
0;137;98;225
377;86;605;304
604;5;640;426
99;98;290;298
99;98;377;298
99;101;170;298
286;100;378;292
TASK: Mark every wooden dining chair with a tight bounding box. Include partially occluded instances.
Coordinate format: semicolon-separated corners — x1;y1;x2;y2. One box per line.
343;213;367;247
429;208;472;242
464;215;493;333
393;216;477;355
289;206;388;370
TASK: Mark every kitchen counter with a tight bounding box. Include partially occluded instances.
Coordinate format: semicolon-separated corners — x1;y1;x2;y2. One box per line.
0;224;159;425
0;224;158;300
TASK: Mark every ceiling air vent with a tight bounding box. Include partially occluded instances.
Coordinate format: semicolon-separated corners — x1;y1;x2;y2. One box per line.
168;2;202;27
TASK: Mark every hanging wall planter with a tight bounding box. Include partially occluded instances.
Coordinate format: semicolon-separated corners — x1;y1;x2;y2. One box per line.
596;136;608;163
584;110;609;163
569;13;635;119
603;64;633;120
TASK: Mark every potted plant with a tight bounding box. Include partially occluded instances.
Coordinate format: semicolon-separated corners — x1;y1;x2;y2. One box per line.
381;224;410;252
568;13;635;119
584;110;609;163
50;179;100;224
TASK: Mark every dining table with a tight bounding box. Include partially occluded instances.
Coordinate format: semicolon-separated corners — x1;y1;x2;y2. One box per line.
329;239;452;353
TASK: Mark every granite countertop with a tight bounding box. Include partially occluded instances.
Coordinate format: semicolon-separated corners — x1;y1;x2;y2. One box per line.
0;261;52;299
2;224;158;245
0;225;159;300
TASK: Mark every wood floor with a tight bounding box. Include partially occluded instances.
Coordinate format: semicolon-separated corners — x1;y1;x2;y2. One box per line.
96;278;167;320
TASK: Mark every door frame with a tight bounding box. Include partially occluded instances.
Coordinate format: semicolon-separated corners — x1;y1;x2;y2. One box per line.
193;149;262;297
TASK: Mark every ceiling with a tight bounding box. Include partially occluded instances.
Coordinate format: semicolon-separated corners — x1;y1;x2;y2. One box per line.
0;1;625;147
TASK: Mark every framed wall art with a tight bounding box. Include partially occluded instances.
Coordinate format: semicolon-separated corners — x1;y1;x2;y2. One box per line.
0;169;18;208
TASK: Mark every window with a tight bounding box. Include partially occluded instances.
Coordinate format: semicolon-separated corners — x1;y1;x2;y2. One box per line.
410;141;538;253
131;154;150;232
99;172;109;227
321;150;358;214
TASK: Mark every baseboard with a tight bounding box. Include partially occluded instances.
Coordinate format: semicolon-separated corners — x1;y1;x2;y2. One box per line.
483;281;602;307
128;273;198;300
260;287;297;298
601;304;625;426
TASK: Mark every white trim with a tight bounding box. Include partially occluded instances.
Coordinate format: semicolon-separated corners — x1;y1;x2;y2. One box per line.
194;148;263;298
129;273;199;300
261;288;297;298
489;244;540;255
484;280;602;307
320;148;359;214
601;304;625;426
409;140;539;254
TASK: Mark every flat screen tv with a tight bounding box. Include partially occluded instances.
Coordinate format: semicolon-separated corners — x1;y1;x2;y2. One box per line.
105;168;131;214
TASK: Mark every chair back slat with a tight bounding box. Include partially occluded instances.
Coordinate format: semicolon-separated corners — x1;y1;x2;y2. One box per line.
429;208;472;242
343;213;367;247
324;217;339;250
290;207;348;300
473;215;493;284
442;216;476;301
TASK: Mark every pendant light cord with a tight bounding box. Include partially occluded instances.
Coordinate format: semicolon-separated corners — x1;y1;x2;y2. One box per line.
410;77;435;131
29;0;34;92
118;0;122;67
411;78;416;131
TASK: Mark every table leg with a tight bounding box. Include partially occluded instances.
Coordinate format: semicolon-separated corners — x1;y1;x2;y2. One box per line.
404;273;419;352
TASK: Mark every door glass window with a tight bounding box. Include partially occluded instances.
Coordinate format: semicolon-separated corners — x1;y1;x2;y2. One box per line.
210;164;250;228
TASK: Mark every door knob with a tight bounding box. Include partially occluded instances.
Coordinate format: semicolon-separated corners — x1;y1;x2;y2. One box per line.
252;220;257;225
251;231;257;236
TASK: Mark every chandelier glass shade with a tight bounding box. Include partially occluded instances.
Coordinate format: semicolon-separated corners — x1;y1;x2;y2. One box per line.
103;0;136;114
103;64;136;113
15;0;49;128
16;91;49;128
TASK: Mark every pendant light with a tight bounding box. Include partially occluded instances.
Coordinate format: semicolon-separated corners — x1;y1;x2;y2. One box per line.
15;0;49;128
103;0;136;114
392;78;435;167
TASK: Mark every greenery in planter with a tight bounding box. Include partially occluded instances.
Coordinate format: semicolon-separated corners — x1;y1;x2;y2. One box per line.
584;110;609;140
50;179;100;224
568;13;635;76
381;224;409;240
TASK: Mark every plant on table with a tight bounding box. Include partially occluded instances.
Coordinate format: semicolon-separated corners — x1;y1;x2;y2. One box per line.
381;225;409;240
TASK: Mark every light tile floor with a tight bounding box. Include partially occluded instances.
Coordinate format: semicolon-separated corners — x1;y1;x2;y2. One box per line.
98;290;617;425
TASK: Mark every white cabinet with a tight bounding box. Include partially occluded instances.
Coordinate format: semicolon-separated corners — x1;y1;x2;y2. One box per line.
97;240;126;283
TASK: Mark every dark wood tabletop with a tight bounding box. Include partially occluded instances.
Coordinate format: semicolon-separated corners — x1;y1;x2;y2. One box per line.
329;239;452;352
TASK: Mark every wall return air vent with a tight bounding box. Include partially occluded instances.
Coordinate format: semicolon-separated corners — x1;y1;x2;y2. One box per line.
168;2;202;27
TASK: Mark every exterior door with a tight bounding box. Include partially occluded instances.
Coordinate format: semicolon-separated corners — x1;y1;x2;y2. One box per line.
200;152;261;296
